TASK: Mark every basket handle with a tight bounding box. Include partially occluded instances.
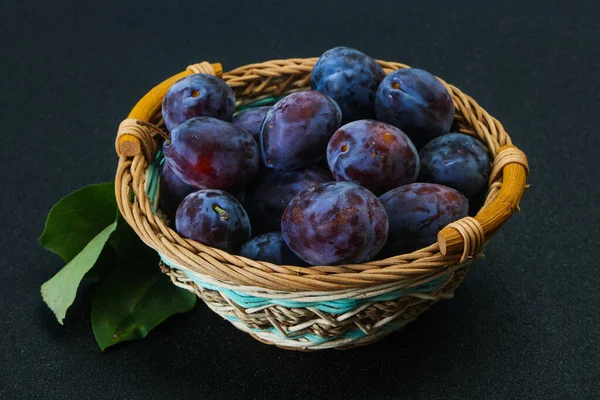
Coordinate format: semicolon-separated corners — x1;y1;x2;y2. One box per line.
115;61;223;159
437;144;529;261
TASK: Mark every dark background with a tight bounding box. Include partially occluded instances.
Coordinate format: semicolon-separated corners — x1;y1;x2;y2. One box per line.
2;0;599;398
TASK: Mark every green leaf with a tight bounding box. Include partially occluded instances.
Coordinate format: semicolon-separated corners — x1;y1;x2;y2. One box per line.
108;218;142;255
91;225;196;350
85;213;139;282
83;245;116;282
40;183;117;262
41;181;195;347
41;221;118;324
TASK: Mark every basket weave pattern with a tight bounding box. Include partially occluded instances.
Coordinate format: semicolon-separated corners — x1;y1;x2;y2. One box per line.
115;59;529;350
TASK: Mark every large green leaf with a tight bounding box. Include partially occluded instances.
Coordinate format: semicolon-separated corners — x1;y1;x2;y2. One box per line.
83;245;116;282
41;181;196;348
84;210;129;282
91;225;196;350
41;221;118;324
40;183;117;262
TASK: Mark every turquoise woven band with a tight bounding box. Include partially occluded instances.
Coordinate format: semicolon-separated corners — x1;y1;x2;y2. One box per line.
160;254;449;314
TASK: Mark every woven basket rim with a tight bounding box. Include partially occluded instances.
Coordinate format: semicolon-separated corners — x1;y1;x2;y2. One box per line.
114;57;529;292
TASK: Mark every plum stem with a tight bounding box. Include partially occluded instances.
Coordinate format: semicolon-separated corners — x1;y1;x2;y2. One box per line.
212;205;230;221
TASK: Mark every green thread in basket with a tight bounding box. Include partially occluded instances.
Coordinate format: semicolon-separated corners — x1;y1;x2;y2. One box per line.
234;96;283;113
146;154;164;213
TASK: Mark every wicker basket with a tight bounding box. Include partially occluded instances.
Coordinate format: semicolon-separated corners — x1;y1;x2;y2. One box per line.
114;58;529;351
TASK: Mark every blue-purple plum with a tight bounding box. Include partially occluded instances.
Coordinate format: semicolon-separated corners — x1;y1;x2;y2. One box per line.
175;190;251;252
162;74;236;131
245;167;332;234
239;232;305;265
327;120;420;195
418;133;491;198
375;68;454;149
311;47;385;122
281;181;388;265
379;183;469;254
163;117;259;190
260;91;341;171
232;106;271;144
159;161;205;220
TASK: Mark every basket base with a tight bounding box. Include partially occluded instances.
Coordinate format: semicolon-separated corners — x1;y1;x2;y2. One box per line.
162;262;471;351
248;328;400;352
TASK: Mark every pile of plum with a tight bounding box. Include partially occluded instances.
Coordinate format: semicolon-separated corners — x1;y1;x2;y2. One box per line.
159;47;491;266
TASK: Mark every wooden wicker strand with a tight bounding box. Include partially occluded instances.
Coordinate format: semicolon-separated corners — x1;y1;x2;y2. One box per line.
115;119;158;160
439;217;484;263
187;61;223;76
484;147;529;208
488;147;530;185
161;257;471;303
114;58;529;293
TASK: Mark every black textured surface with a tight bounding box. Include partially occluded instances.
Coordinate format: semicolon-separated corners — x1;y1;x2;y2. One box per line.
2;0;599;398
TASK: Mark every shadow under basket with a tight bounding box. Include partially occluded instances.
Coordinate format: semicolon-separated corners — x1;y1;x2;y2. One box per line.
115;59;529;351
